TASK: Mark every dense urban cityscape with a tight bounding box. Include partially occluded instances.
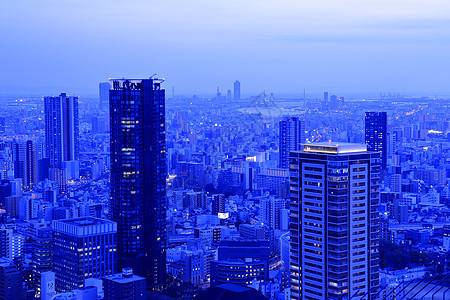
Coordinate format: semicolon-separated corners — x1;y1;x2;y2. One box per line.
1;0;450;299
1;78;450;300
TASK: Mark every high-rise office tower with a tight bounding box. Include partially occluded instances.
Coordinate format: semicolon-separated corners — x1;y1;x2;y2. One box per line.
234;80;240;100
44;93;79;190
227;89;232;100
53;217;117;292
99;82;111;109
14;140;36;190
330;94;338;110
365;112;387;169
289;142;380;300
260;197;284;230
279;117;305;168
110;78;167;287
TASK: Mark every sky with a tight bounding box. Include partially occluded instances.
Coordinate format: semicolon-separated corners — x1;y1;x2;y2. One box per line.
0;0;450;97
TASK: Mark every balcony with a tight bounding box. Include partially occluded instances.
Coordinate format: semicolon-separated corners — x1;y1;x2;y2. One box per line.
328;253;348;259
328;259;347;267
328;268;349;278
328;226;347;232
328;232;348;239
328;239;348;246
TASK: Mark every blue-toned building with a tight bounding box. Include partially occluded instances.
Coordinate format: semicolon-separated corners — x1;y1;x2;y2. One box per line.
289;143;380;300
52;217;117;292
210;239;270;286
365;112;387;169
0;257;22;300
31;228;53;298
279;117;305;168
109;78;167;287
103;268;146;300
44;93;80;191
218;239;270;266
98;82;111;109
211;259;267;286
234;80;241;100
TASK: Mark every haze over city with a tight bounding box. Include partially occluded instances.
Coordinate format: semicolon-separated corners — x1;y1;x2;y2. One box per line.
1;0;450;96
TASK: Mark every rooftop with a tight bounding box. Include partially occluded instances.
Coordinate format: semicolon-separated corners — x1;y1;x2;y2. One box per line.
104;271;146;284
302;142;367;155
54;217;114;227
0;257;14;267
53;217;117;237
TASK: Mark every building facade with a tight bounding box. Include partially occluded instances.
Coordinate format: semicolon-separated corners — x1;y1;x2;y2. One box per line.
211;259;266;286
31;228;53;298
103;268;146;300
289;142;380;300
109;78;167;287
98;82;111;110
44;93;79;190
260;197;284;230
365;112;387;169
211;194;225;215
234;80;240;100
279;117;305;169
0;257;22;300
14;140;37;190
52;217;117;292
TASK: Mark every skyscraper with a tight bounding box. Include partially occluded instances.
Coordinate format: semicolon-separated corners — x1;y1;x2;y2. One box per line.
44;93;79;191
330;94;338;110
110;78;167;287
365;112;387;169
234;80;240;100
53;217;117;292
99;82;111;109
289;142;380;300
279;117;305;168
14;140;36;190
260;197;284;230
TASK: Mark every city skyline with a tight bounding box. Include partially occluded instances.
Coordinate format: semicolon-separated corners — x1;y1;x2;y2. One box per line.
1;1;450;299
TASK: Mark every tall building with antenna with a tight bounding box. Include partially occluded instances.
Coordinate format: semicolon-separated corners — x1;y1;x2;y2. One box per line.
109;78;167;287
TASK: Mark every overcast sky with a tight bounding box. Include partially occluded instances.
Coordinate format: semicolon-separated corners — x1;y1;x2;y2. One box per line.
1;0;449;97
